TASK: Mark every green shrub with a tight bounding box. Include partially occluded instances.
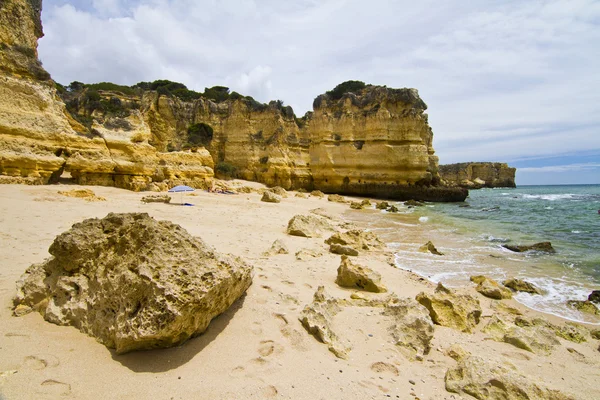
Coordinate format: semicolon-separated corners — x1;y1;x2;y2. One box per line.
203;86;230;102
215;161;237;178
326;80;367;100
187;123;213;146
87;82;137;96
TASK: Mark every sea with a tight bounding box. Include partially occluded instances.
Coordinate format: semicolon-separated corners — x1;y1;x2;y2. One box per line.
345;184;600;324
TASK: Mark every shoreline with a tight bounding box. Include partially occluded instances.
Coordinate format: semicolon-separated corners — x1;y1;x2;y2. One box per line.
1;182;599;399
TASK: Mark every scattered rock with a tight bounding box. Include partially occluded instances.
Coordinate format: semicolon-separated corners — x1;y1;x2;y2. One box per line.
335;256;387;293
444;344;470;362
287;215;335;238
445;355;575;400
295;248;324;260
567;300;600;315
591;329;600;340
483;315;559;354
310;190;325;198
404;200;424;207
387;205;399;213
350;201;365;210
376;201;390;210
470;275;512;300
295;192;308;198
329;244;359;256
325;230;385;251
588;290;600;303
263;239;289;256
491;301;522;316
299;287;350;359
328;194;347;203
13;213;253;354
502;242;556;253
383;298;434;358
502;278;543;295
261;191;282;203
58;189;106;202
418;241;443;256
360;199;371;207
141;194;171;204
416;283;482;333
268;186;288;197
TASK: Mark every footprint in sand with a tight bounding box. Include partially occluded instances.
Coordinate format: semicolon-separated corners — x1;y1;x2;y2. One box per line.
39;379;71;396
22;355;60;370
370;362;400;376
250;322;263;336
274;313;308;351
261;385;278;397
230;366;245;377
260;285;273;292
258;340;284;357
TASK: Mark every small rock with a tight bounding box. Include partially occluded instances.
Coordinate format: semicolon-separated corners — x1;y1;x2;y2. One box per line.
328;194;347;203
591;329;600;340
269;186;288;197
502;278;543;295
141;194;171;204
295;192;308;199
261;191;281;203
335;256;387;293
349;201;365;210
310;190;325;198
329;244;359;256
404;200;424;207
470;275;512;300
376;201;390;210
387;205;399;213
418;241;443;256
588;290;600;303
263;239;289;256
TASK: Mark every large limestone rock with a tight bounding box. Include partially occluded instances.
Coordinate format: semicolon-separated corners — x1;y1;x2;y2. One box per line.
261;190;281;203
383;298;434;358
483;315;560;354
470;275;512;300
503;278;543;295
416;283;482;333
309;85;467;202
439;162;516;189
335;256;387;293
286;214;335;238
502;242;556;253
13;213;253;354
324;229;384;252
445;355;574;400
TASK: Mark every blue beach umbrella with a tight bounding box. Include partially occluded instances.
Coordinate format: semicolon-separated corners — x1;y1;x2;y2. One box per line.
168;185;195;205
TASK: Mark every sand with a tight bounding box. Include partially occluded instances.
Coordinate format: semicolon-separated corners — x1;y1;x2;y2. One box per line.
1;182;599;399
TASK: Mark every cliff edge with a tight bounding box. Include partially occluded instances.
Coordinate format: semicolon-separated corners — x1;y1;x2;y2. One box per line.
439;162;516;188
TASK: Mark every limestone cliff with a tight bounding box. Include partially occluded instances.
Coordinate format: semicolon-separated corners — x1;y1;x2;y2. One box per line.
439;162;516;189
0;0;214;191
308;86;466;201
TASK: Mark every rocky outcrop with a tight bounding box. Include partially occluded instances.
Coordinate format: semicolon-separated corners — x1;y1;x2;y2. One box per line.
470;275;512;300
383;298;434;358
418;241;443;256
483;315;559;354
140;194;171;203
503;242;556;253
445;355;574;399
503;278;543;295
13;213;253;353
567;300;600;315
335;256;387;293
416;283;482;333
439;162;516;189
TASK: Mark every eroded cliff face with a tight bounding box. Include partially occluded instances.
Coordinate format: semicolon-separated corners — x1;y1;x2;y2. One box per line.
0;0;213;191
308;87;466;201
439;162;516;188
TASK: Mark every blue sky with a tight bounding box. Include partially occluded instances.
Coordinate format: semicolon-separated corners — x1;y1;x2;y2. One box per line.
37;0;600;185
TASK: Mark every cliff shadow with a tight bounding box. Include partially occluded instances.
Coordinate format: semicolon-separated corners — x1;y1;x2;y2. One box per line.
109;293;247;373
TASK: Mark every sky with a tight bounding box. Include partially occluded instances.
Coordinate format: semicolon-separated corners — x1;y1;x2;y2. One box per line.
37;0;600;185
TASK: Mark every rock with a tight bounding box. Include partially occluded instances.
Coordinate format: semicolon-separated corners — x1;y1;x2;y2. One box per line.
261;191;281;203
295;192;308;198
360;199;371;207
383;298;434;358
329;244;359;256
376;201;390;210
268;186;288;197
263;239;289;256
502;278;543;295
567;300;600;315
445;355;574;399
58;189;106;202
286;214;335;238
404;200;424;207
444;344;470;362
588;290;600;303
416;283;482;333
387;205;399;213
327;194;347;203
13;213;253;354
295;248;324;260
470;275;512;300
310;190;325;198
335;256;387;293
13;304;32;317
591;329;600;340
514;316;588;344
325;230;385;251
439;162;517;189
483;315;559;354
141;194;171;204
418;241;443;256
349;201;365;209
502;242;556;253
299;287;350;359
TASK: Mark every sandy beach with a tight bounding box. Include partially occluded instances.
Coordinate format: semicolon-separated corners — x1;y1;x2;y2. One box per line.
1;182;599;400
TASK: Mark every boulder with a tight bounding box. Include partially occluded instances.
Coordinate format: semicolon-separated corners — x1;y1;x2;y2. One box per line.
416;283;482;333
445;355;575;400
13;213;253;354
349;201;365;210
387;205;399;213
567;300;600;315
588;290;600;303
261;191;281;203
376;201;390;210
286;214;335;238
327;194;347;203
268;186;288;197
502;278;543;295
310;190;325;198
141;194;171;204
360;199;372;207
419;241;443;256
483;315;559;354
404;199;424;207
335;256;387;293
383;298;434;358
325;230;385;251
329;244;359;256
299;287;350;359
263;239;289;256
591;330;600;340
295;192;308;198
502;242;556;253
470;275;512;300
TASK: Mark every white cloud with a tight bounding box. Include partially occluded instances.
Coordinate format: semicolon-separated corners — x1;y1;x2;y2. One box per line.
38;0;600;182
519;163;600;173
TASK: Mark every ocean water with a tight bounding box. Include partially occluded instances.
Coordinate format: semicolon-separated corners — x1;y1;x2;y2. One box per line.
346;185;600;324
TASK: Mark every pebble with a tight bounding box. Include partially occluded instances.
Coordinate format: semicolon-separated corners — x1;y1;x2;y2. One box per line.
409;380;415;385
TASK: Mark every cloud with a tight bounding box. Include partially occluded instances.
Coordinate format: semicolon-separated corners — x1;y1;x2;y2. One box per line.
38;0;600;183
519;163;600;173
